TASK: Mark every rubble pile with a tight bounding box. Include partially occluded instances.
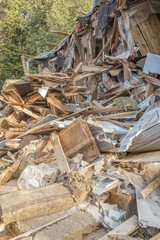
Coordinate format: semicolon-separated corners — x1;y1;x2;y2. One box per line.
0;0;160;239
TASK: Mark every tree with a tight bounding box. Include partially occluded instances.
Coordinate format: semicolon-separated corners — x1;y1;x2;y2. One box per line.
0;0;93;87
47;0;92;33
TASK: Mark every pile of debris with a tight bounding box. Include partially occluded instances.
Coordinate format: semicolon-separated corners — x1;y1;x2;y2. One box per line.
0;0;160;239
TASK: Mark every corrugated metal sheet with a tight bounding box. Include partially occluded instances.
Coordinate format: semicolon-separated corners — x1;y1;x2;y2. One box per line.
119;101;160;152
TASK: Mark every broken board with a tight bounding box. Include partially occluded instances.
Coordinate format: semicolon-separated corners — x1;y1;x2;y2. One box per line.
59;117;100;163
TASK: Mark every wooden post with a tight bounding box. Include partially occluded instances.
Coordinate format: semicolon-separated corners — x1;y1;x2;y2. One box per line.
21;55;27;74
50;132;70;174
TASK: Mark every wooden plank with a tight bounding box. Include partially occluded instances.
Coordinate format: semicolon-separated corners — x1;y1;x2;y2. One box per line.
17;107;90;139
102;93;122;105
21;55;28;74
46;42;58;46
123;63;130;81
107;215;139;238
92;100;103;109
95;111;138;120
138;14;160;55
74;68;109;82
47;95;72;113
64;62;82;91
102;118;131;129
130;24;149;56
5;88;24;105
140;176;160;199
144;83;154;98
26;73;70;81
50;132;70;174
150;232;160;240
108;235;141;240
0;223;5;232
140;72;160;87
50;30;70;36
59;117;100;162
0;160;21;187
13;105;40;119
81;64;108;72
93;35;112;64
85;106;130;115
113;151;160;163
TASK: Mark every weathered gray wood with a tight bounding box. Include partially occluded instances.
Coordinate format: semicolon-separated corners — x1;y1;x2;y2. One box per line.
50;132;70;174
140;176;160;199
107;215;139;238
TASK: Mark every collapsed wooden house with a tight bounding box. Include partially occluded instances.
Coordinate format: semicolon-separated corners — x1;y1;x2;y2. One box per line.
25;0;160;105
0;0;160;239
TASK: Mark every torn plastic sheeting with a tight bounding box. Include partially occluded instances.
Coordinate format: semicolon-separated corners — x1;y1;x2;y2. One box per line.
119;101;160;153
99;121;129;135
87;116;117;152
118;12;135;51
18;163;58;190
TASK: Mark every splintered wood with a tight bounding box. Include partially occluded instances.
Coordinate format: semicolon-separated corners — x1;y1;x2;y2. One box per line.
50;132;70;174
0;2;160;240
0;160;21;187
59;117;100;163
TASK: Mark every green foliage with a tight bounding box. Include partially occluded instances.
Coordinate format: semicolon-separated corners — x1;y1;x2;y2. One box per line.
47;0;92;32
0;0;92;85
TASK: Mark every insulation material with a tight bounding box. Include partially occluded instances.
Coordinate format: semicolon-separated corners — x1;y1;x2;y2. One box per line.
119;101;160;152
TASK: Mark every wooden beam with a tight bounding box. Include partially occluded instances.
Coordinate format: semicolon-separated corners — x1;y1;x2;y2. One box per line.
92;100;103;109
108;235;142;240
21;55;28;74
150;232;160;240
95;110;138;120
47;95;72;113
107;215;139;239
13;105;40;120
0;223;5;232
50;132;70;174
46;42;58;46
113;151;160;163
50;30;70;36
93;35;112;64
140;176;160;199
85;106;132;115
140;72;160;87
64;62;82;92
